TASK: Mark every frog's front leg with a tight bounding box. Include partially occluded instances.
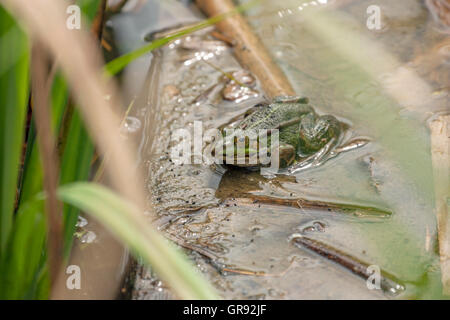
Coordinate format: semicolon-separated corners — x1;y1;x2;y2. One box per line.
297;113;342;156
278;143;296;168
289;137;338;173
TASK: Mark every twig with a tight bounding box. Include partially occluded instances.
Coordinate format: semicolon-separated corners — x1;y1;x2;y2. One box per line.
225;196;392;218
31;42;63;288
196;0;295;98
222;261;294;277
56;97;74;160
429;114;450;295
210;30;235;46
108;0;129;14
91;0;107;41
202;59;248;87
290;234;405;295
58;0;109;161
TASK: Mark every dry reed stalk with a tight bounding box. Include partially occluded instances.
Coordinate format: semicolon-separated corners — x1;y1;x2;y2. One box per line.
429;114;450;295
195;0;295;98
31;42;63;287
0;0;149;298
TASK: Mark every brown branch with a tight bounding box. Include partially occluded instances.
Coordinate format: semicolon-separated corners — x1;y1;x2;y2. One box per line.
58;0;108;160
31;42;63;288
429;114;450;295
290;234;405;295
195;0;295;98
224;196;392;218
91;0;107;41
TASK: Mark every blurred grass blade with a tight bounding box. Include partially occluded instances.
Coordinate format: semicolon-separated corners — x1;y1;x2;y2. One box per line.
59;111;94;255
18;0;100;256
0;198;47;299
78;0;101;22
0;5;29;255
104;0;260;76
18;72;65;205
57;182;219;300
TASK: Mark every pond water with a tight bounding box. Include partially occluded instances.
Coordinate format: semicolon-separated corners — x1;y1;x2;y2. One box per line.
109;0;449;299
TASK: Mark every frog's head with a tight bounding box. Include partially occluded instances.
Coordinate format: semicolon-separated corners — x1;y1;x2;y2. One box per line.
298;113;340;155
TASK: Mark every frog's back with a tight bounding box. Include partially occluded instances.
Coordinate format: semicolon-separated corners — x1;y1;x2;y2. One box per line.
238;102;313;131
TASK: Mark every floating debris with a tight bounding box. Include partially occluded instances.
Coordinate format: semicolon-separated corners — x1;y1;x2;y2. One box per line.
300;220;327;233
80;231;97;244
75;215;88;228
120;116;142;136
222;70;259;102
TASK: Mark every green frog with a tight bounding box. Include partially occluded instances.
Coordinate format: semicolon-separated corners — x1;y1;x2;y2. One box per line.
214;96;342;168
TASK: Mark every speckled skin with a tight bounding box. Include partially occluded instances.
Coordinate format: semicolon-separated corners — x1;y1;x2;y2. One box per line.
220;96;342;168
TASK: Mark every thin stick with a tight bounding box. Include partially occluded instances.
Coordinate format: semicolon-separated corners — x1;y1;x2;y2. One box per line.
429;114;450;295
225;196;392;218
58;0;108;160
31;42;63;288
290;234;405;295
196;0;295;98
91;0;107;41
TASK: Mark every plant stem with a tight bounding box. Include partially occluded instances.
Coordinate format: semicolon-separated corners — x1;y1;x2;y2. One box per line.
290;234;405;295
429;114;450;295
31;42;63;288
91;0;107;41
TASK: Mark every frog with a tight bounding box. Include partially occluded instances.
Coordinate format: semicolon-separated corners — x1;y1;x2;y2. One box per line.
213;96;342;169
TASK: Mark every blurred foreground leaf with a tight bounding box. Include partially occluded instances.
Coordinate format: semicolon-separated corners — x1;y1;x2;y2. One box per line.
104;0;260;76
58;182;219;300
0;5;29;257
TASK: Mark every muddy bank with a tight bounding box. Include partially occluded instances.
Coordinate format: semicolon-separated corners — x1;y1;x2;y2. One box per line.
108;0;447;299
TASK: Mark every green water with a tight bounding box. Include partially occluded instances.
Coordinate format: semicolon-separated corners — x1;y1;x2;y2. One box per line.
114;0;449;299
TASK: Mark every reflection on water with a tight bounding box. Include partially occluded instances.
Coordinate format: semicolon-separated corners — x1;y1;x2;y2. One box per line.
242;0;448;298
